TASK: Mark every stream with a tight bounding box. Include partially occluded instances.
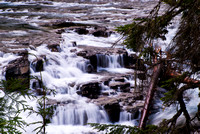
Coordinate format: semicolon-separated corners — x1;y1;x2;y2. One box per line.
0;0;199;134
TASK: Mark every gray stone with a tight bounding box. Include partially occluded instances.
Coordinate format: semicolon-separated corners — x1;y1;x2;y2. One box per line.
31;58;44;72
109;82;130;92
5;51;30;89
113;77;125;82
77;81;101;99
47;44;61;52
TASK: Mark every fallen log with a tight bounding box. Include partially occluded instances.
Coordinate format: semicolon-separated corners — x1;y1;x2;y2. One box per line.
139;64;200;129
139;62;163;129
167;71;200;84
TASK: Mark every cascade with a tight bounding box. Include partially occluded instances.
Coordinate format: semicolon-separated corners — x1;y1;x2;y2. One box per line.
28;44;109;124
96;54;124;69
1;0;198;133
25;33;137;133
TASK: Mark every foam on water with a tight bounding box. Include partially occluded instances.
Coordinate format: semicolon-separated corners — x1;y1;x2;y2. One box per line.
61;31;122;48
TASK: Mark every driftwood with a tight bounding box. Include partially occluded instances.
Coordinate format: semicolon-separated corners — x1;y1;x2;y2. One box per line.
139;63;163;129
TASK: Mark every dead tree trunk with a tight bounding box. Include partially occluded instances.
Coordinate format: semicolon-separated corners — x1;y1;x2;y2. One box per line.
139;63;163;129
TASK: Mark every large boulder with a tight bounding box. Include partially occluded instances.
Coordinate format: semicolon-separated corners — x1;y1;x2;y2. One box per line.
5;51;30;89
104;103;120;122
91;91;145;122
92;96;120;122
77;82;101;99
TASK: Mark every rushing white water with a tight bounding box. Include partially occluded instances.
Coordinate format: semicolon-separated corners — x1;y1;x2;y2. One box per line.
21;30;137;133
150;88;200;125
97;54;124;69
1;0;199;133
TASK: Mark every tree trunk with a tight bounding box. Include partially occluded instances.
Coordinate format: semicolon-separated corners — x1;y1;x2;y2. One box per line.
178;90;191;133
139;63;163;129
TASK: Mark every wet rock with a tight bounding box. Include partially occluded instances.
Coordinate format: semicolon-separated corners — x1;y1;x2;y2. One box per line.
91;90;145;120
77;51;87;57
123;53;137;68
56;29;65;34
75;27;89;35
134;94;144;100
77;46;128;71
70;49;77;53
133;109;140;119
46;99;57;105
77;46;128;58
93;97;118;106
35;88;45;95
92;30;112;37
109;82;130;92
47;44;61;52
90;26;112;37
5;52;30;89
31;58;44;72
44;20;88;28
92;97;120;123
29;45;36;50
104;103;120;122
86;64;94;73
16;31;61;48
32;80;42;90
124;101;144;113
101;77;113;86
77;82;101;99
113;77;125;82
72;41;77;47
51;21;76;28
102;91;109;96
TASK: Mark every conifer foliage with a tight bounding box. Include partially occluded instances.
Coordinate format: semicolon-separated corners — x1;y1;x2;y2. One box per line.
0;78;33;134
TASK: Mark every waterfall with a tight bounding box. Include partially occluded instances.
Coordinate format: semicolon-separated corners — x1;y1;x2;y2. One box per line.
52;101;109;125
28;43;111;126
96;54;124;68
119;111;132;122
